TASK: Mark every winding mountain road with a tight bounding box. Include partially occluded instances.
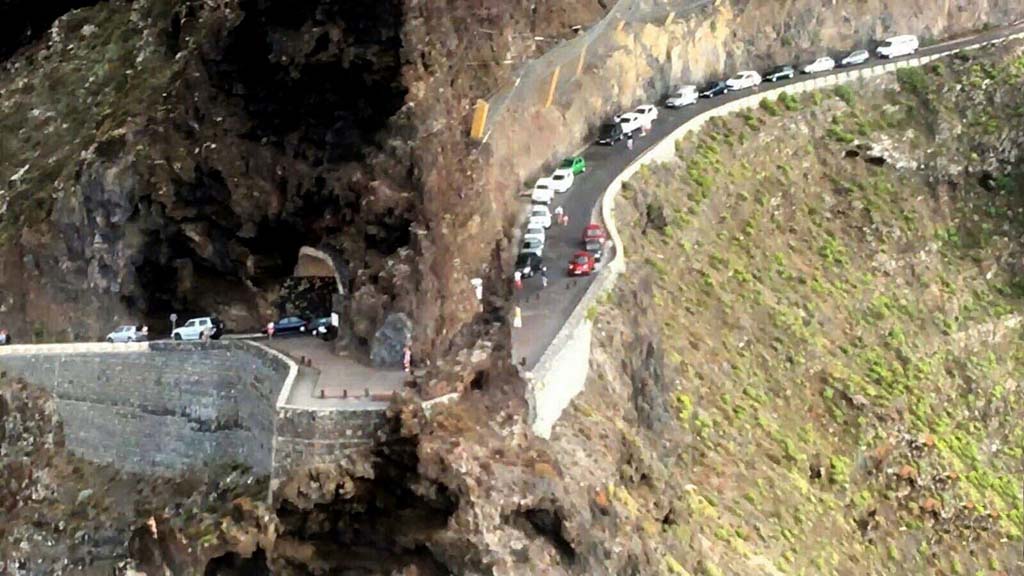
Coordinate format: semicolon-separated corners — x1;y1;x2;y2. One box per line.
512;21;1024;369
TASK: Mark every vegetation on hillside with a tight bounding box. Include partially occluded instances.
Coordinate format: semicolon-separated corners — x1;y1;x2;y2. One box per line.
598;44;1024;575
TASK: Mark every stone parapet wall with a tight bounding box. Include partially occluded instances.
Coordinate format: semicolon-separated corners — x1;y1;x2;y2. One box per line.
271;406;390;487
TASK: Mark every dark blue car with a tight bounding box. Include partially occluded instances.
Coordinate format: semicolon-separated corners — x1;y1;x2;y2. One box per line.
263;316;308;334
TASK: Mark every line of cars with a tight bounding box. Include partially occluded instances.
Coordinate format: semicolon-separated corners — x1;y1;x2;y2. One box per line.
517;154;589;279
103;313;337;343
664;34;919;107
515;34;921;289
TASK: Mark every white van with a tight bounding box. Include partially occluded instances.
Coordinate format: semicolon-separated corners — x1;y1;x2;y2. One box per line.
876;35;919;59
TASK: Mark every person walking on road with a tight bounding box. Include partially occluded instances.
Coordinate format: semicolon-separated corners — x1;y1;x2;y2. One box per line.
403;345;412;373
513;270;523;290
626;132;634;150
513;305;522;329
553;205;564;224
541;266;548;288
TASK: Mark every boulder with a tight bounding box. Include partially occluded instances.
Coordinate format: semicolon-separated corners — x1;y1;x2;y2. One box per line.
370;312;412;368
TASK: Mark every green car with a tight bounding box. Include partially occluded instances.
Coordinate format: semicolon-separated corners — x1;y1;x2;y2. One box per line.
560;156;586;175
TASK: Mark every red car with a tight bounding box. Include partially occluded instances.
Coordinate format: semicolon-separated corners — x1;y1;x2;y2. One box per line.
582;223;606;244
568;251;596;276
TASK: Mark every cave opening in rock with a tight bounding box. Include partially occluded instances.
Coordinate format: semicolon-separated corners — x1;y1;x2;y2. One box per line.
275;440;457;573
204;547;270;576
125;0;410;333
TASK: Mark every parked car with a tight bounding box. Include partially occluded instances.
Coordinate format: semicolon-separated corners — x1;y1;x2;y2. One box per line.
308;317;337;341
520;238;544;257
568;251;596;276
597;122;624;145
725;70;762;91
764;64;795;82
840;49;870;67
585;239;604;262
802;56;836;74
698;80;728;98
633;104;658;125
560;156;586;175
665;85;699;108
531;179;556;204
105;325;147;343
524;225;546;245
549;168;575;193
616;112;644;135
515;252;544;278
876;35;918;59
582;223;607;244
172;316;224;341
263;316;308;334
528;204;553;229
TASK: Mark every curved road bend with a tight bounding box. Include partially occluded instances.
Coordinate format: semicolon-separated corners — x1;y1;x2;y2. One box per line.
511;21;1024;369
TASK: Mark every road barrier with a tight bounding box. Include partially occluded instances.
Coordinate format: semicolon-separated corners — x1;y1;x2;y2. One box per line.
524;29;1024;438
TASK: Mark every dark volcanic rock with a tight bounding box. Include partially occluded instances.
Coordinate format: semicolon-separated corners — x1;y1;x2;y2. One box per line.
370;311;412;367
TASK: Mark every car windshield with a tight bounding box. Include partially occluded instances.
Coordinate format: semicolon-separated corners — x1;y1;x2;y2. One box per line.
585;227;602;237
586;240;601;251
184;320;197;327
531;208;547;216
535;182;550;189
552;174;566;180
515;254;531;267
561;158;574;167
599;124;618;137
574;256;589;265
771;65;788;73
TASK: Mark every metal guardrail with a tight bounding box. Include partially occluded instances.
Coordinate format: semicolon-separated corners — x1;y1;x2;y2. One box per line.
476;0;714;142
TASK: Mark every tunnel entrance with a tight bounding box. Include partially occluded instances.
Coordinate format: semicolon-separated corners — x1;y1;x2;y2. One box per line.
126;0;408;334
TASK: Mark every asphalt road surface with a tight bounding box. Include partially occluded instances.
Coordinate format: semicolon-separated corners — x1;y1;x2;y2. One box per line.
511;21;1024;369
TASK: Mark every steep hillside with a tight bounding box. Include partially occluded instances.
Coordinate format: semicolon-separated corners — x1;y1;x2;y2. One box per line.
555;43;1024;574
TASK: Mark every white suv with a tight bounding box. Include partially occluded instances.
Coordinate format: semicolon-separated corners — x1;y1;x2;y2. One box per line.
172;316;224;341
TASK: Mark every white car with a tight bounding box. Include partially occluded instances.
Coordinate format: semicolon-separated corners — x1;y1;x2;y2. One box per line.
725;70;762;91
665;85;699;108
840;49;870;67
616;112;644;135
531;178;556;204
802;56;835;74
520;238;544;257
633;104;658;125
876;35;919;59
105;325;146;343
549;168;575;193
172;316;222;341
528;205;552;229
524;225;546;245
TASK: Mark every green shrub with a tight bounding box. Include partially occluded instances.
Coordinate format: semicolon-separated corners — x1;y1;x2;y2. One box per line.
896;67;928;96
834;84;855;107
759;97;780;116
777;91;801;111
826;125;855;143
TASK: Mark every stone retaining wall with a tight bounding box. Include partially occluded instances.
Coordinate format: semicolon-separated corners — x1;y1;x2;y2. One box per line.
0;340;289;475
524;30;1024;438
271;406;390;488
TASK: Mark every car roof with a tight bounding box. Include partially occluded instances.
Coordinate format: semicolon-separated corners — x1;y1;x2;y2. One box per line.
884;34;917;42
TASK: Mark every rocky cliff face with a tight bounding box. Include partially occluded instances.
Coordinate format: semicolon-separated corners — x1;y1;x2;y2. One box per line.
0;0;608;355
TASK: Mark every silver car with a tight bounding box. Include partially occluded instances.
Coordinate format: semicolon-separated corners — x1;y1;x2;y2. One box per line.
106;325;146;343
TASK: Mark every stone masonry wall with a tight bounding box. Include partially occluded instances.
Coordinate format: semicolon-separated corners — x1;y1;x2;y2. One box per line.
0;340;288;475
271;406;390;490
